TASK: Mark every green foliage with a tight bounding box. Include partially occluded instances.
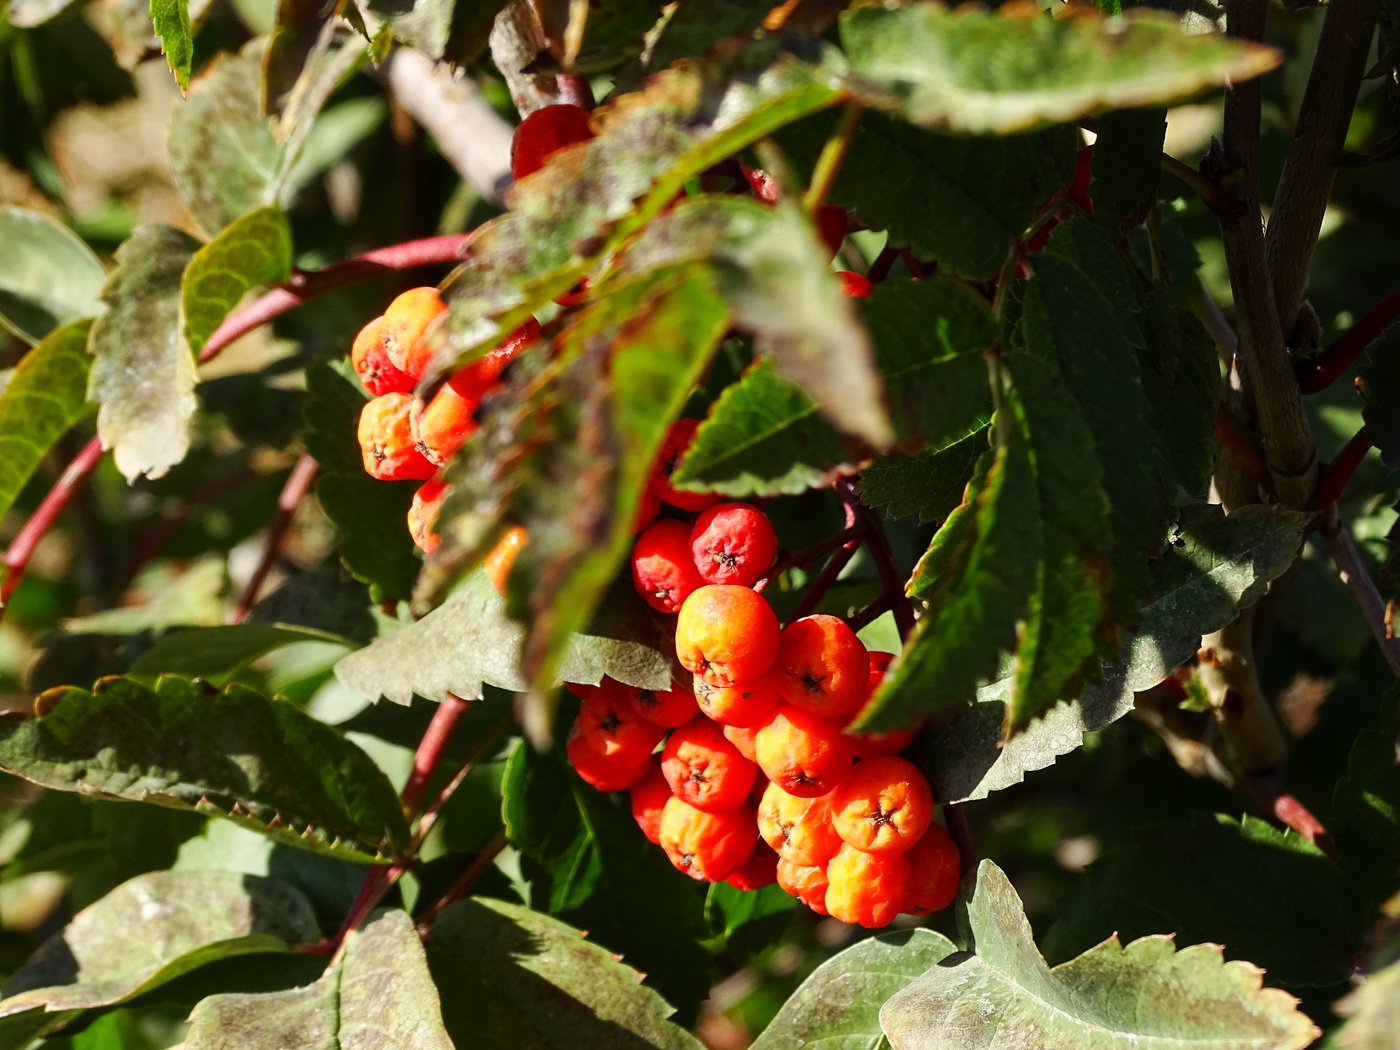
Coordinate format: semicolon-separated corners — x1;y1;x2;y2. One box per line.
0;208;105;344
1357;326;1400;471
149;0;193;91
180;206;293;356
1331;723;1400;912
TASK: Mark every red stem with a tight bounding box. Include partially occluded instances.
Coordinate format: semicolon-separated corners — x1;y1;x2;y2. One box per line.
754;525;863;594
417;832;508;933
230;455;319;624
1;437;105;609
1296;284;1400;394
1273;793;1337;858
400;693;474;817
837;478;917;640
1214;404;1276;499
1313;425;1373;508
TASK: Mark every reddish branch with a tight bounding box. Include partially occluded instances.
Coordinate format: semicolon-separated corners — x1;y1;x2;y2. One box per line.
1296;284;1400;394
837;478;917;640
1;437;105;609
416;832;508;933
1313;426;1373;509
230;454;319;624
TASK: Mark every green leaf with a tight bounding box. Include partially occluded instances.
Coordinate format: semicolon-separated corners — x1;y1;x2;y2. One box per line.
858;428;986;524
0;871;317;1044
500;737;711;1015
1332;726;1400;912
426;896;704;1050
129;623;354;679
880;861;1319;1049
0;675;410;862
88;225;202;483
0;207;105;343
778;111;1076;279
1043;816;1363;989
301;363;421;599
1089;108;1167;229
1138;288;1220;499
167;43;281;236
536;0;662;71
750;929;958;1050
61;558;225;636
0;319;93;527
1358;326;1400;471
183;909;452;1050
1333;922;1400;1050
840;4;1281;134
181;206;292;357
335;571;677;704
910;503;1306;803
149;0;193;90
703;882;794;956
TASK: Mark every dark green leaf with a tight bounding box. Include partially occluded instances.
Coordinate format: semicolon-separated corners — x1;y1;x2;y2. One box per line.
535;0;662;71
0;207;105;343
129;623;354;679
335;571;677;704
0;675;409;862
168;43;281;236
750;929;957;1050
184;909;452;1050
0;319;93;526
626;0;768;85
0;871;317;1044
1043;816;1363;988
427;897;704;1050
881;860;1319;1049
88;225;201;483
1331;725;1400;911
301;363;421;599
1358;326;1400;471
149;0;193;90
181;206;292;356
248;563;377;644
1138;289;1220;499
858;428;987;524
840;4;1281;134
1089;109;1167;229
703;882;794;957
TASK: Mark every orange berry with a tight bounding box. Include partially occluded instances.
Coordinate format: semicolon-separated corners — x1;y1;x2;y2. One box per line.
631;520;705;614
633;484;662;535
842;651;918;758
661;718;758;812
382;287;447;380
658;796;756;881
625;682;698;729
828;755;934;855
629;762;671;845
446;317;539;401
902;823;960;917
566;731;650;792
825;842;911;928
693;673;782;728
650;419;722;512
411;381;477;466
689;502;778;588
408;476;448;555
757;781;842;867
722;723;761;762
358;393;436;482
775;857;829;915
754;705;852;798
771;614;868;720
571;680;664;765
675;585;781;688
725;844;779;891
484;525;527;595
351;315;413;396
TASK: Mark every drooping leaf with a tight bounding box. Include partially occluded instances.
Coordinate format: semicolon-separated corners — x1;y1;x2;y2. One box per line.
858;428;987;524
909;503;1306;803
841;4;1281;134
880;861;1319;1049
301;363;421;599
1043;816;1363;989
0;319;93;526
750;929;958;1050
0;675;409;862
87;225;201;482
1331;725;1400;911
1358;326;1400;471
1089;108;1167;230
181;206;293;357
167;43;281;236
129;623;354;679
0;207;105;343
149;0;193;90
335;571;677;705
0;871;317;1045
183;909;452;1050
777;111;1076;279
500;737;711;1015
427;896;704;1049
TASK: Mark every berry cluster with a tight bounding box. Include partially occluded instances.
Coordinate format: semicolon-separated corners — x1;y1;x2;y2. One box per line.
564;421;959;928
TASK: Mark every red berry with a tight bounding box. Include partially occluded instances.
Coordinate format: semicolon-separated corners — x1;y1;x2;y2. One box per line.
837;271;872;299
650;419;722;512
689;502;778;588
446;318;540;402
511;104;595;181
631;520;705;614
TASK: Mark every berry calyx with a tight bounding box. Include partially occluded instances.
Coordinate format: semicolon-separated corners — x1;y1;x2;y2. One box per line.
571;680;665;765
771;614;869;720
757;780;842;867
658;796;757;882
754;705;852;798
661;718;758;812
693;674;782;728
626;681;699;729
351;316;413;396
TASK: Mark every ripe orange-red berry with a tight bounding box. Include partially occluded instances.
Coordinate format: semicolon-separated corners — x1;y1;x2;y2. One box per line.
754;705;852;798
689;502;778;588
693;674;782;728
842;651;918;757
566;731;650;792
511;103;595;181
722;723;762;762
775;857;829;914
675;585;781;688
757;781;842;867
825;843;911;928
351;316;413;396
902;823;960;917
725;845;779;891
483;525;527;596
626;682;698;729
411;382;476;466
408;476;448;555
658;796;756;881
771;615;869;720
358;393;436;482
661;718;758;812
631;520;705;614
650;419;722;512
381;287;447;381
828;755;934;855
629;762;671;845
445;318;540;402
571;680;664;765
837;271;873;299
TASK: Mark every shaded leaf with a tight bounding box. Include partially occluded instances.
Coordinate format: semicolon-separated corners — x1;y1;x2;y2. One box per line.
1043;816;1363;989
129;623;354;679
0;871;317;1043
1137;288;1220;499
0;319;93;526
0;675;409;862
1333;919;1400;1050
149;0;193;90
426;896;704;1050
1358;326;1400;471
880;861;1319;1049
181;206;293;357
1089;108;1167;230
703;882;794;957
841;4;1281;134
0;207;105;343
61;558;225;636
1332;725;1400;912
750;929;957;1050
87;225;201;483
167;44;281;236
858;428;987;525
184;909;451;1050
335;571;677;704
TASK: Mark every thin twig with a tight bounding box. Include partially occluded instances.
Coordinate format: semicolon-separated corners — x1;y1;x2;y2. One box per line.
1321;506;1400;676
411;714;514;851
802;102;863;213
788;537;862;622
1160;152;1222;206
846;593;894;633
837;478;916;640
230;455;319;624
1214;403;1275;499
417;832;508;932
1296;283;1400;394
1313;425;1373;509
400;693;474;818
754;525;864;594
